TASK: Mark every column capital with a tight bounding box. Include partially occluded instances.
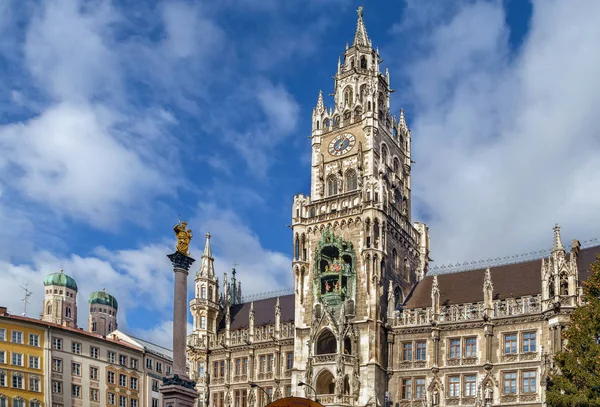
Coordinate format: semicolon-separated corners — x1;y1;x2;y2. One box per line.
168;252;196;272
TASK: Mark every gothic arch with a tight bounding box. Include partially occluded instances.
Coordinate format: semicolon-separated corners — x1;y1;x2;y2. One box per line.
327;175;338;196
316;369;335;395
343;86;353;106
315;329;337;355
380;143;389;166
393;156;401;175
345;169;358;191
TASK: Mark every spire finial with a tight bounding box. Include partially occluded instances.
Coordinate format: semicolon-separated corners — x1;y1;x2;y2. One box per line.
59;268;64;273
353;6;370;48
199;231;215;277
315;90;325;114
552;223;565;253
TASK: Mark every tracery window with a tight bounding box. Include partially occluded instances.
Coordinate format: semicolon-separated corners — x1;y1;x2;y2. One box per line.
345;170;358;191
327;175;338;196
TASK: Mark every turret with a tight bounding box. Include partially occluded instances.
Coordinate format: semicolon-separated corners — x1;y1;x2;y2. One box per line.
88;289;118;336
42;269;78;327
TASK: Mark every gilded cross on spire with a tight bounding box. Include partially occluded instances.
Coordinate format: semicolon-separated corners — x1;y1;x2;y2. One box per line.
357;5;363;17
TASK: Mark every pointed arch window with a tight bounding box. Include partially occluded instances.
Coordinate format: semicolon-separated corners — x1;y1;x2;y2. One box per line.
66;307;72;319
46;303;51;315
345;169;358;191
200;316;206;329
327;175;338;197
359;84;367;103
360;56;367;69
201;285;207;299
381;144;389;167
208;286;214;302
294;236;300;261
393;157;400;175
343;87;353;107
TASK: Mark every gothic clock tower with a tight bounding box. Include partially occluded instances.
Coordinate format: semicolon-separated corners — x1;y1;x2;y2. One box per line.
290;7;430;406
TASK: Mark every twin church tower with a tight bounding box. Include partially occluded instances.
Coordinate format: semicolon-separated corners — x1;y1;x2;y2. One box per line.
187;7;430;407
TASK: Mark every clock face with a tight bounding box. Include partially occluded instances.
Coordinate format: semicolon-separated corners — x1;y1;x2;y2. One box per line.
328;133;356;156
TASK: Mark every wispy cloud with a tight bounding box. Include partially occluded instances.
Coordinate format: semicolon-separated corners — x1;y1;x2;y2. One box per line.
394;0;600;263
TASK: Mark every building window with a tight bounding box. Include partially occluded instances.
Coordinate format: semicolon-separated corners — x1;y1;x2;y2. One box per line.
72;384;81;398
108;351;116;363
146;358;153;370
464;375;477;397
12;352;23;366
198;362;205;377
90;366;99;380
152;380;159;392
52;358;62;372
401;379;412;400
30;400;41;407
72;342;81;354
402;343;413;361
522;371;536;393
0;350;4;364
503;372;517;394
448;376;460;398
90;389;99;401
29;356;40;369
28;334;40;347
53;337;62;350
119;395;127;407
220;360;226;376
11;331;23;344
72;362;81;376
213;392;224;407
327;175;338;196
285;385;292;397
108;393;116;405
201;285;207;299
152;399;159;407
29;375;40;392
119;374;127;387
90;346;99;359
286;352;293;370
119;355;128;366
234;389;248;407
267;354;274;372
12;398;24;407
449;339;461;359
415;342;426;361
156;362;163;373
504;334;518;355
200;316;207;329
242;358;248;375
131;358;138;370
131;377;138;390
167;365;171;375
345;170;358;191
234;358;241;376
131;399;138;407
52;381;62;394
0;398;6;407
108;371;115;384
0;371;5;386
415;378;425;399
464;337;477;358
0;328;5;341
11;373;23;389
523;332;537;353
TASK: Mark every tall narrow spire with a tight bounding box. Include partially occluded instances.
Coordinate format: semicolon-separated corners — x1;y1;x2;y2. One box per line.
552;224;565;253
199;232;214;277
315;90;325;114
353;6;370;47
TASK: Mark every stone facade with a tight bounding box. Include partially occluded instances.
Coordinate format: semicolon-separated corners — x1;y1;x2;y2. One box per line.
185;7;600;407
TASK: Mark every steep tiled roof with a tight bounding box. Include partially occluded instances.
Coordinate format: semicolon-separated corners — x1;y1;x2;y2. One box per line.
220;294;295;331
404;245;600;309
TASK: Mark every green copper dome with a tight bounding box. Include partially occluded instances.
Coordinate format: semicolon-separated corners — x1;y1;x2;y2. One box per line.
89;290;118;310
43;270;78;292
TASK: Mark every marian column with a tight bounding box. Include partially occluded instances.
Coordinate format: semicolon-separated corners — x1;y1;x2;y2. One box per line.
161;220;198;407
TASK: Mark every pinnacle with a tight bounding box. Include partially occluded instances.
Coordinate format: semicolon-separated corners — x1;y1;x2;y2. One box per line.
353;5;371;48
553;223;565;253
202;232;213;258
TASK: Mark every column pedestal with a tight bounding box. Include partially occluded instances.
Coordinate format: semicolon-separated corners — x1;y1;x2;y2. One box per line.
161;251;198;407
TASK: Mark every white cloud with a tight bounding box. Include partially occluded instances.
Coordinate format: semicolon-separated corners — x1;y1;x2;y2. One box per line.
190;202;293;297
398;0;600;264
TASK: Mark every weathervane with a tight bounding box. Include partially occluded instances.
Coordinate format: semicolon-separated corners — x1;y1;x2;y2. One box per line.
20;283;33;317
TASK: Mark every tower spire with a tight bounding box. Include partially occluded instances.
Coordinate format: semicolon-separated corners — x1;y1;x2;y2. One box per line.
353;6;370;48
315;90;325;114
199;232;215;277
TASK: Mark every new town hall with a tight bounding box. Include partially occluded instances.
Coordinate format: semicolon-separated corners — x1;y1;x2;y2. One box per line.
185;7;600;407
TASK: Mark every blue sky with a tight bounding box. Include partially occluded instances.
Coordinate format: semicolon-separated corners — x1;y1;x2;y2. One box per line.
1;0;600;347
